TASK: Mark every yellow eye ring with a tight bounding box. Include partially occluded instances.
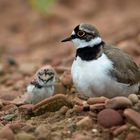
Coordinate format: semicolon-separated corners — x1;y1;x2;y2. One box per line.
77;31;85;37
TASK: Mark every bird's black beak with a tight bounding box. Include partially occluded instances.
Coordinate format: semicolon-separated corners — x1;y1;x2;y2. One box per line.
61;36;72;42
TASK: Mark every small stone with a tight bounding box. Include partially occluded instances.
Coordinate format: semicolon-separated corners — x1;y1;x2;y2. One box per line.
2;114;15;121
0;64;4;75
73;97;84;106
51;58;62;66
11;95;26;106
22;124;36;132
0;99;3;109
128;94;139;104
6;121;25;132
73;133;92;140
10;73;23;81
125;132;135;140
6;57;17;66
112;124;129;136
16;132;35;140
76;116;93;129
97;109;124;128
19;63;36;75
124;108;140;128
73;105;83;113
59;70;72;87
105;96;132;109
90;103;105;111
59;106;69;115
91;128;98;134
0;91;20;101
83;101;90;111
2;104;17;113
137;33;140;44
19;104;34;116
19;104;34;110
0;126;15;140
87;96;108;105
54;83;66;94
133;101;140;110
13;80;25;90
54;66;70;74
35;124;50;139
32;94;73;115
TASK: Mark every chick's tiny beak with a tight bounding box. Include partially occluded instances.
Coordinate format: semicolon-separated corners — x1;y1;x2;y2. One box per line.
61;36;72;42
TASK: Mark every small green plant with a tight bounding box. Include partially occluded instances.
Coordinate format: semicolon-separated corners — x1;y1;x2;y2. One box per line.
28;0;56;14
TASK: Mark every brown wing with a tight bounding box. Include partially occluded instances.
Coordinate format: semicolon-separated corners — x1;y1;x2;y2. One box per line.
103;44;140;85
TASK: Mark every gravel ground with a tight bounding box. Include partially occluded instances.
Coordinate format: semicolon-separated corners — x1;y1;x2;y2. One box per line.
0;0;140;140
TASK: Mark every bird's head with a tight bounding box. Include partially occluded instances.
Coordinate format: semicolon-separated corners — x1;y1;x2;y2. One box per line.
36;65;55;87
61;23;103;49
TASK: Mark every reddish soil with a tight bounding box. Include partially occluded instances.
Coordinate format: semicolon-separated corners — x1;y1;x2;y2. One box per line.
0;0;140;140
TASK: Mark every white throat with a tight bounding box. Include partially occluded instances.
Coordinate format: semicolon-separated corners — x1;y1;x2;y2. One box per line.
72;37;102;49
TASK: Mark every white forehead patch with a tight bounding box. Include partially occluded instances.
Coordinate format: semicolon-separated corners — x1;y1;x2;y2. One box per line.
72;31;75;35
72;37;102;49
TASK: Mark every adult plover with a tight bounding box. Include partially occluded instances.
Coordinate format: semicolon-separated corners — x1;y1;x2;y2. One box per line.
62;23;140;98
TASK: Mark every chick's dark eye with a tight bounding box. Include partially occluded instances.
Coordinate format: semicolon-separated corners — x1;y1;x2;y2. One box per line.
77;31;85;37
38;71;43;75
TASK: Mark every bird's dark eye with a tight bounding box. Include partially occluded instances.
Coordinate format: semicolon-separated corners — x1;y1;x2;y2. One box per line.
77;31;85;37
38;71;44;75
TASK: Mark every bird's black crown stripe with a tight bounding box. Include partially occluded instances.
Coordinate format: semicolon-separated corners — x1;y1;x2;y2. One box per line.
74;25;80;33
72;25;98;40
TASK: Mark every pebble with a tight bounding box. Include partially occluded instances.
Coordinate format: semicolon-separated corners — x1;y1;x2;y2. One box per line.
16;132;35;140
13;80;25;90
91;128;98;134
83;101;90;111
19;63;36;75
5;79;14;87
59;106;69;115
133;101;140;110
73;97;84;106
97;109;124;128
128;94;139;104
73;105;83;113
35;124;50;138
19;104;34;116
2;104;17;113
11;95;26;105
51;58;62;66
112;124;129;136
32;94;73;115
0;126;15;140
21;124;36;133
90;103;105;112
87;96;108;105
105;96;132;109
73;133;92;140
2;114;15;121
59;70;72;87
0;99;3;109
54;66;70;74
0;91;20;101
0;64;4;74
54;83;66;94
6;121;25;132
6;57;17;66
125;132;135;140
137;33;140;44
124;108;140;128
76;116;93;129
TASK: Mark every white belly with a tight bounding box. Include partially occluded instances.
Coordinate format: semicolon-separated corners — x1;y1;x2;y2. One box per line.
71;54;138;98
25;85;54;104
